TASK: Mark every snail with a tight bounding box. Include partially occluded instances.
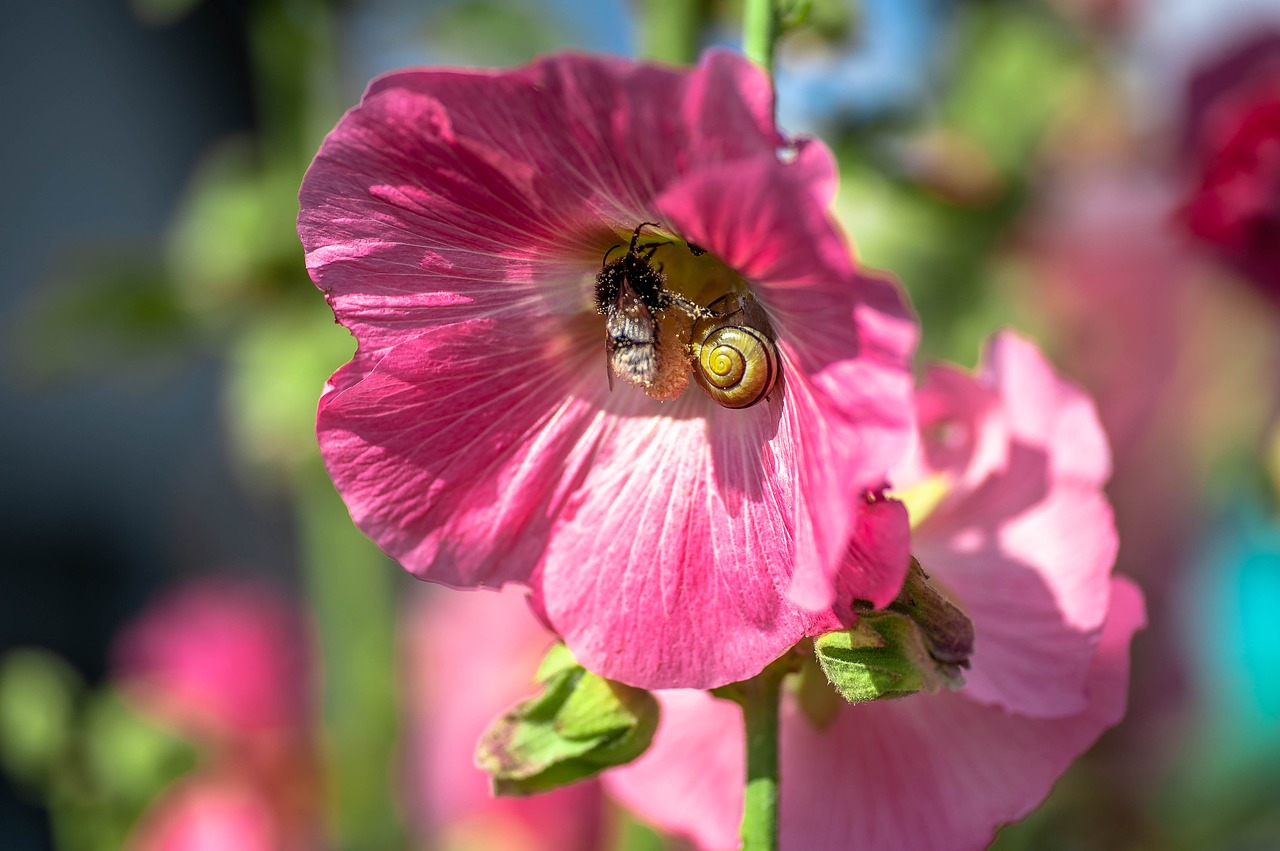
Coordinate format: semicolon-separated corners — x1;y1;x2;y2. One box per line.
690;292;780;409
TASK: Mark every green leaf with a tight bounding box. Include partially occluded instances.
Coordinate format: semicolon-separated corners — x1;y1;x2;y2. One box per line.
82;692;194;803
13;254;197;382
475;644;659;796
0;649;81;785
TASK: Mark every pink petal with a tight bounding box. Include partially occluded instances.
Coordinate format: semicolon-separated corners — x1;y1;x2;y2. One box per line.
538;386;834;689
789;138;841;208
776;577;1144;851
983;332;1112;486
318;318;606;589
604;689;743;850
915;487;1117;717
895;364;1010;499
605;578;1146;851
826;496;913;625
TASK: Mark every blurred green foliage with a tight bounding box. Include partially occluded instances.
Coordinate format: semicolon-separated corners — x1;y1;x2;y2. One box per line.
0;651;80;787
830;2;1099;366
0;651;195;851
427;0;568;66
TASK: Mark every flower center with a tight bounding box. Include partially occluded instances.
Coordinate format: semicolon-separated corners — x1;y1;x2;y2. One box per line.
593;224;778;407
889;473;952;529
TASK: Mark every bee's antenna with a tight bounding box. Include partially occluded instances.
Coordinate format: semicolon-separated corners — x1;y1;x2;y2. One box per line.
602;244;624;266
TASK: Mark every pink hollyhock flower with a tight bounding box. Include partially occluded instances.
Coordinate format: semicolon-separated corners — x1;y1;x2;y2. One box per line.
400;586;604;851
125;774;278;851
604;332;1146;851
299;50;917;688
113;578;313;741
1179;31;1280;303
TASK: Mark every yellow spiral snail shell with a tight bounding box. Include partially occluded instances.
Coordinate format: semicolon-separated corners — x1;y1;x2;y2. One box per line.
690;293;780;409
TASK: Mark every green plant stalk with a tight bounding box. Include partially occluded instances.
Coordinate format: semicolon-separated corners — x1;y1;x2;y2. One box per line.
638;0;705;66
294;460;405;851
743;0;780;75
739;663;786;851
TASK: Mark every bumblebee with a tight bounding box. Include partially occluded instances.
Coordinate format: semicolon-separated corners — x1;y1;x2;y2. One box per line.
594;222;694;390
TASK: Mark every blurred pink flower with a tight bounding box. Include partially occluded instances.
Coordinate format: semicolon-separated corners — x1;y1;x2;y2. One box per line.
115;579;323;851
1180;31;1280;303
298;50;917;688
113;578;313;741
1018;171;1189;461
400;586;604;851
125;774;278;851
605;332;1145;851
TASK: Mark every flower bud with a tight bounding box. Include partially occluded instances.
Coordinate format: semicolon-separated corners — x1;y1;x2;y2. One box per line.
815;558;974;703
475;644;659;796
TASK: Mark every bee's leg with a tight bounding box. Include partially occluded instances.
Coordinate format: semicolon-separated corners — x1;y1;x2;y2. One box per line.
669;293;714;318
631;221;662;251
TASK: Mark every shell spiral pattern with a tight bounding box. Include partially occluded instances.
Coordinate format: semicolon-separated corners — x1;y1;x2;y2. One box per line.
691;295;780;408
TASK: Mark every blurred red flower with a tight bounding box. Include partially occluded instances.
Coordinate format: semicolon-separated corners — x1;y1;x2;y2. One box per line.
1180;32;1280;303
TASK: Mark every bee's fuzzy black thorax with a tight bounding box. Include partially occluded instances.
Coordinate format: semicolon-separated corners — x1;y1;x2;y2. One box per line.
594;246;669;316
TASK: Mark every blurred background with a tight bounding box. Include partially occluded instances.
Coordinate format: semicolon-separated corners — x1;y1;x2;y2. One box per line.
1;0;1278;848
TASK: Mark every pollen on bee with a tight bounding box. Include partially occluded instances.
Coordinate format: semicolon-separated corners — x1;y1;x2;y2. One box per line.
643;310;695;401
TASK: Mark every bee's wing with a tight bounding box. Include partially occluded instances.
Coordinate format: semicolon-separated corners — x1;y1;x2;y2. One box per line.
604;281;660;391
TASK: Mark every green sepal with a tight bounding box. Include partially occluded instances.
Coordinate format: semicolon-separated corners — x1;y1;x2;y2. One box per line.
816;558;974;704
475;644;659;796
886;557;976;670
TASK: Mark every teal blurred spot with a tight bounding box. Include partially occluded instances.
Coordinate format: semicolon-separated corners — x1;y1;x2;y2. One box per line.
1187;503;1280;738
1240;550;1280;716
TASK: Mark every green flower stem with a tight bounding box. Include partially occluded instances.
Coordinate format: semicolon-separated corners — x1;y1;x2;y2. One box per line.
294;460;405;851
638;0;705;66
743;0;780;76
738;660;788;851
